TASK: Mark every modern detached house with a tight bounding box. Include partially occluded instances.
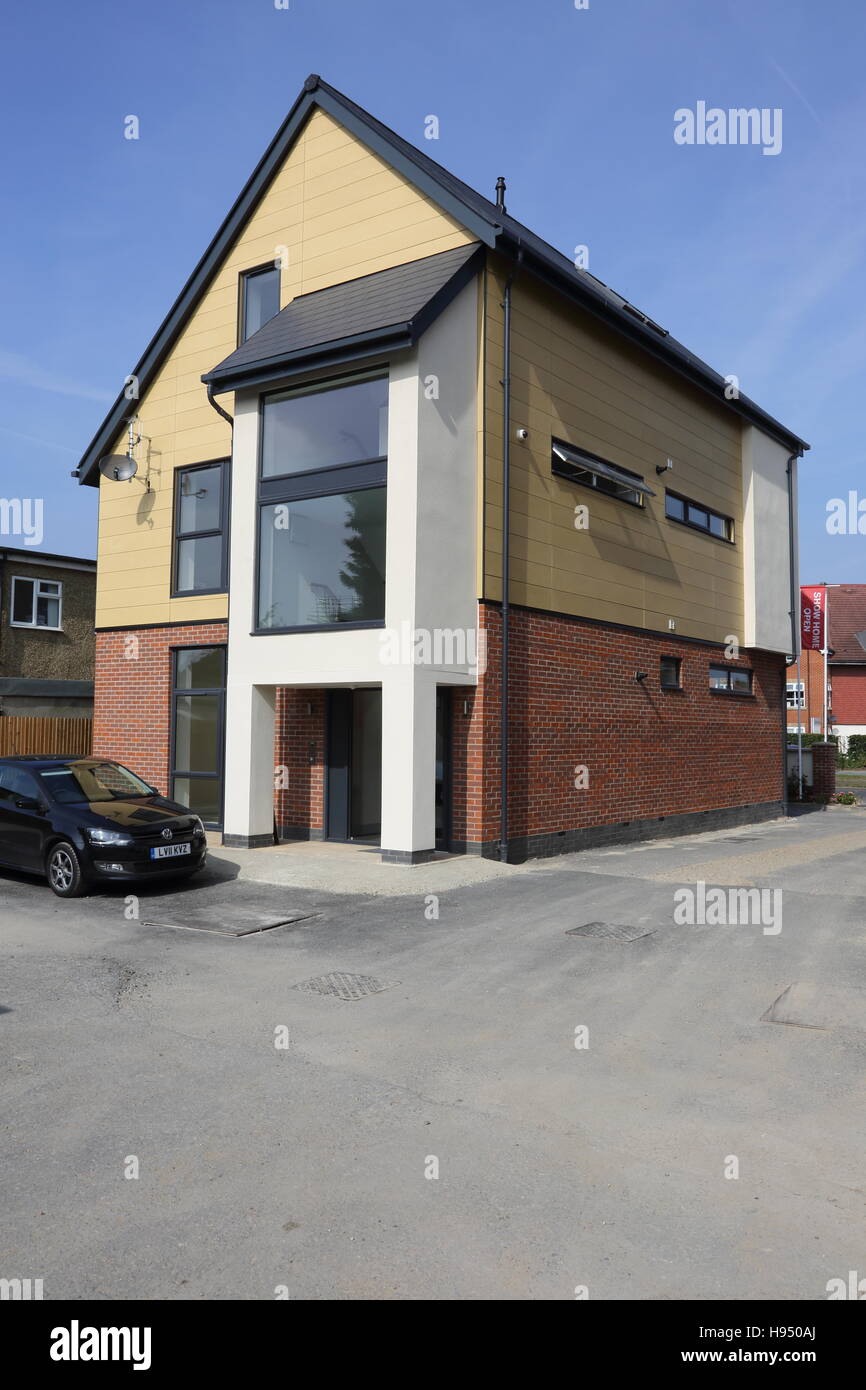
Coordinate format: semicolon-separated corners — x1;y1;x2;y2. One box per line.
75;76;808;863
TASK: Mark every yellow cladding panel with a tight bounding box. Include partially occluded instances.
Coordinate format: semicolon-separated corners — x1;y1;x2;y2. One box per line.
95;106;473;628
483;260;745;644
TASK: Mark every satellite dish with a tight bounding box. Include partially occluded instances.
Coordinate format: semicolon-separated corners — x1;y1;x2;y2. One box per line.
99;453;139;482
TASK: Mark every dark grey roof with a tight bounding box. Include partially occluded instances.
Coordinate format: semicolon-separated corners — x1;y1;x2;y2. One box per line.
0;547;96;568
76;74;808;484
203;244;483;393
0;679;94;698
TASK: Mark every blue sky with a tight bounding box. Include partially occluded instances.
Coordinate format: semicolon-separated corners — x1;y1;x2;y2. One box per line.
1;0;864;583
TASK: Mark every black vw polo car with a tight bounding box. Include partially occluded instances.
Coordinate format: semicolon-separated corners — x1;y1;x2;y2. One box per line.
0;756;207;898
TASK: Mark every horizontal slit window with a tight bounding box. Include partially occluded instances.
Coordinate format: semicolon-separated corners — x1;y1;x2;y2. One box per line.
552;441;654;507
666;490;734;542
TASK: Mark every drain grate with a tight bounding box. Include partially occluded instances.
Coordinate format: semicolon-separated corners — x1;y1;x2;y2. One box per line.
293;971;397;1001
567;921;655;942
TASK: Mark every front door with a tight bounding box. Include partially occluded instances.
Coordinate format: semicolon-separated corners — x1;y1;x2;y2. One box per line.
326;689;382;842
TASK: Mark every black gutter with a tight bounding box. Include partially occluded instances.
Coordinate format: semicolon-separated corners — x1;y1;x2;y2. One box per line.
206;382;233;426
499;248;522;863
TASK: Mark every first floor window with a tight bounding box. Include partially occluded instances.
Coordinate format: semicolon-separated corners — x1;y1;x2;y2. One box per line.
173;460;229;595
552;440;650;507
786;681;805;708
10;576;62;629
666;490;734;542
257;488;386;629
170;646;226;826
710;664;752;694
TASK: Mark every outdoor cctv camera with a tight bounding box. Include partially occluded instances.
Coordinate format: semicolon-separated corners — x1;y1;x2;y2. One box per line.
516;427;528;441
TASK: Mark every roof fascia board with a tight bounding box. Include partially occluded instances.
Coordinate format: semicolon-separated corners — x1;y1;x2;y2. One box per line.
498;235;808;455
0;550;96;571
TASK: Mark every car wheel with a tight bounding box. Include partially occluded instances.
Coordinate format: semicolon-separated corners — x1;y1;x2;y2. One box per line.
46;842;88;898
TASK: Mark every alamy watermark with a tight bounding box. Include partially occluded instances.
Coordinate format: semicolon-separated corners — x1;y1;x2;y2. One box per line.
0;497;43;546
673;881;782;935
379;623;487;673
674;102;782;156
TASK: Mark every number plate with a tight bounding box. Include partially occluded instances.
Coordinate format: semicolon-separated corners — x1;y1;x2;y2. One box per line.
150;843;191;860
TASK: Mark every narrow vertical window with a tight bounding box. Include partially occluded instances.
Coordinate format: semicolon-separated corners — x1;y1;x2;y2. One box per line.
239;265;281;343
173;461;229;595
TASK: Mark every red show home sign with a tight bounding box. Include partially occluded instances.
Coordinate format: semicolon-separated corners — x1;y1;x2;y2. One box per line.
800;585;826;652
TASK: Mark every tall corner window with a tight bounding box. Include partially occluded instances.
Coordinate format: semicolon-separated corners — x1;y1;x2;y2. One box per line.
10;576;62;629
170;645;226;826
660;656;682;689
256;370;388;632
552;440;652;508
239;264;281;343
665;490;734;542
173;460;229;596
709;664;752;694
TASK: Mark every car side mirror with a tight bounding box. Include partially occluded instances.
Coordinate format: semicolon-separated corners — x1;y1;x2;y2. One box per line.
15;796;42;812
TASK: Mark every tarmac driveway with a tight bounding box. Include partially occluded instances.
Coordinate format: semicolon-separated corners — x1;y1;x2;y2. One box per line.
2;806;865;1300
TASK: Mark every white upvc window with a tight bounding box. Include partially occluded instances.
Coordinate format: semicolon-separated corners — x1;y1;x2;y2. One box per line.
786;681;805;708
10;576;63;630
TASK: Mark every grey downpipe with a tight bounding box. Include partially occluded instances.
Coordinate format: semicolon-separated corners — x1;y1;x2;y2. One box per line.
786;451;802;801
499;249;522;862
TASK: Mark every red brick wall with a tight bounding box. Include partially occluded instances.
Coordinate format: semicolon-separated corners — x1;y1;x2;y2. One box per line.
453;604;785;848
93;623;228;794
812;742;836;798
827;666;866;725
274;688;326;835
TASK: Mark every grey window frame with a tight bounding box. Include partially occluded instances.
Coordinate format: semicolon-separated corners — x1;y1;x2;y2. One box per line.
709;663;753;695
254;367;388;636
169;644;227;829
238;262;281;345
665;489;734;543
171;459;230;597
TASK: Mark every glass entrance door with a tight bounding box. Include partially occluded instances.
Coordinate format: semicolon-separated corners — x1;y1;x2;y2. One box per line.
326;689;382;842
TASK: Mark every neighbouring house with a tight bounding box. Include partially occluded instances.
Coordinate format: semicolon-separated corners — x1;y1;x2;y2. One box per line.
0;547;96;717
74;75;807;861
787;584;866;751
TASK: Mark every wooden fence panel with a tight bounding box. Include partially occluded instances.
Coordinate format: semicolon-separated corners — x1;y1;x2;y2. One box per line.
0;717;92;757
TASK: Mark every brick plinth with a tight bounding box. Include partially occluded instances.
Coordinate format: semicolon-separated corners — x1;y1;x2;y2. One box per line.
452;603;786;858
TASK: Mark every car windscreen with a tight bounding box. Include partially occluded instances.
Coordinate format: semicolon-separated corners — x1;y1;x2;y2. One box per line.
38;762;154;805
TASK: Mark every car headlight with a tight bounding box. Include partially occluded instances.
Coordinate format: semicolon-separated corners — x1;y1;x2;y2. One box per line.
192;817;205;834
86;828;133;847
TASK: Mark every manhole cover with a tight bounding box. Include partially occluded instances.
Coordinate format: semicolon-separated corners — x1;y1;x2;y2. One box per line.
142;911;317;938
293;972;397;1001
566;921;655;942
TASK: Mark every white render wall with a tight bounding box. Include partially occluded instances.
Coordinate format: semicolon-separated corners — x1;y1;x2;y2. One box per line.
741;425;797;656
222;279;480;854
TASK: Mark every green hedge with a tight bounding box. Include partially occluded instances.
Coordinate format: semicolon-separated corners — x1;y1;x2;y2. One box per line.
844;734;866;768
